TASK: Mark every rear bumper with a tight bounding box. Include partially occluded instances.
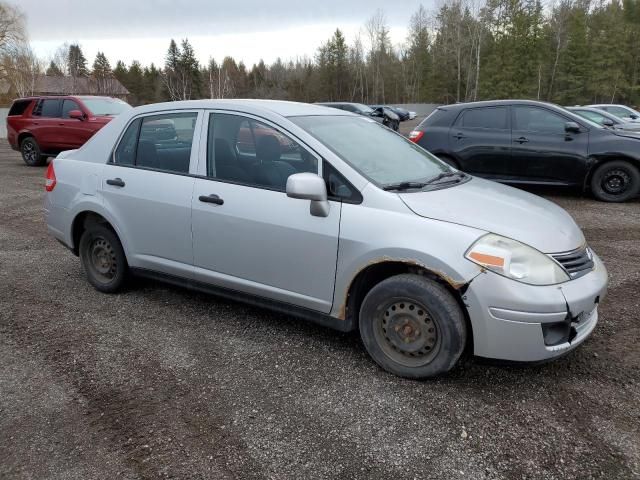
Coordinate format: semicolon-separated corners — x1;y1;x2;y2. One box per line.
44;194;72;249
465;252;608;362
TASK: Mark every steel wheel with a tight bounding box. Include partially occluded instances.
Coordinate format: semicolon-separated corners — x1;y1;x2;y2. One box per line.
374;298;441;368
601;168;632;196
87;236;118;284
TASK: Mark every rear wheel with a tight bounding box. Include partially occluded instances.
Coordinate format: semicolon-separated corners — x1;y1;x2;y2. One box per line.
79;224;128;293
590;160;640;202
20;136;46;166
359;274;467;379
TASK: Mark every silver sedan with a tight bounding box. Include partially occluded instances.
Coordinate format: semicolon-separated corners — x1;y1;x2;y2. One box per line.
44;99;608;378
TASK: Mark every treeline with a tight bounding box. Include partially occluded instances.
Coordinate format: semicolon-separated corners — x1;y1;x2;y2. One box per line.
5;0;640;107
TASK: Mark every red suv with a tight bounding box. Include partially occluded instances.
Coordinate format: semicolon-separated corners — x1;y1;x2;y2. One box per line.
7;95;131;166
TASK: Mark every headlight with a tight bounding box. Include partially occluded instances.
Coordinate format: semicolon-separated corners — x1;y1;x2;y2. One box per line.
465;234;570;285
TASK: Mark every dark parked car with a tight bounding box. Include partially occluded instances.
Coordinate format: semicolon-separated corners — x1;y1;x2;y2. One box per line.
409;100;640;202
567;106;640;132
7;95;131;166
370;105;410;122
316;102;400;131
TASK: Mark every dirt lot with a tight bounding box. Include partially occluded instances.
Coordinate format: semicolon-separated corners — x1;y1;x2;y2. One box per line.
1;141;639;480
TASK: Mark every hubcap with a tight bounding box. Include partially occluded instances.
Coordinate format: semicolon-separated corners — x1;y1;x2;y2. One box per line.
89;237;117;283
602;168;631;195
375;300;440;367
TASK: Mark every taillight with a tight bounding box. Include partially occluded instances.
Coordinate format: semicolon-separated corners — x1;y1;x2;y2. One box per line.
45;162;56;192
408;130;424;142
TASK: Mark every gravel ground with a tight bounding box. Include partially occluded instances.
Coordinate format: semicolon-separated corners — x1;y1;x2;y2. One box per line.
1;141;639;480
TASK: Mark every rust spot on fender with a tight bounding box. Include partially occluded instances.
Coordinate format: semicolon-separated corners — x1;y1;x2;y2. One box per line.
336;257;471;320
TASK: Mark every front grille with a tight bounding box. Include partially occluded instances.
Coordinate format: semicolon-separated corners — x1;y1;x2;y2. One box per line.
551;246;594;279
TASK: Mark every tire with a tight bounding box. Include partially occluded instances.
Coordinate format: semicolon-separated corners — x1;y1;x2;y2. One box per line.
359;274;467;379
79;224;128;293
20;136;47;166
590;160;640;202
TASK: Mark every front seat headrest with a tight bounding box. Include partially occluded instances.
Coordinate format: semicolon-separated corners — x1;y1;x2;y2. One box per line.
256;135;281;163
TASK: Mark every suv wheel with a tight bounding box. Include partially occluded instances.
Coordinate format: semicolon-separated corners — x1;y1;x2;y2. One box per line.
359;274;467;379
79;224;128;293
590;160;640;202
20;137;47;166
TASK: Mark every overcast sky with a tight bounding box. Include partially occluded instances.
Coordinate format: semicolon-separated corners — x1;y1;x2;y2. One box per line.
14;0;432;68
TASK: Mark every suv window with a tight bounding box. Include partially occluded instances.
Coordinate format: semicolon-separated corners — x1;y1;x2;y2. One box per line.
457;107;508;129
62;99;82;119
513;106;567;133
207;113;318;191
39;99;62;118
8;99;32;116
113;112;197;173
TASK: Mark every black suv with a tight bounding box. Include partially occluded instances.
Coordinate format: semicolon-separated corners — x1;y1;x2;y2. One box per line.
410;100;640;202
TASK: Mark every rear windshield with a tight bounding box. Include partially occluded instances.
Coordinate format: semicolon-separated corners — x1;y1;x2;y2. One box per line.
8;99;32;116
419;107;453;128
81;98;131;116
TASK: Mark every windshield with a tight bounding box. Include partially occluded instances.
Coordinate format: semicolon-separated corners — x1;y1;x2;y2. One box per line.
82;98;131;116
354;104;374;115
567;110;605;129
291;115;450;186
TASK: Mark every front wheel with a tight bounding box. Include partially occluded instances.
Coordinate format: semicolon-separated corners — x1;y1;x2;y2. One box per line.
20;137;47;166
79;224;128;293
590;160;640;202
359;274;467;379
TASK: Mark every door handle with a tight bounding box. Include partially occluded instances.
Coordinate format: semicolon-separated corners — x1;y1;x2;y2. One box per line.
199;194;224;205
106;178;125;187
453;132;467;140
516;136;529;144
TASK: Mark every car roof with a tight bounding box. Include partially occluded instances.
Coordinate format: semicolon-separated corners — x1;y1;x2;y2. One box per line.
587;104;634;109
132;99;344;118
435;99;563;111
12;95;121;102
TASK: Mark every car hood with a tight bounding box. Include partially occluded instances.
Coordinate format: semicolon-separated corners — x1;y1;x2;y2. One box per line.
611;129;640;139
399;177;585;253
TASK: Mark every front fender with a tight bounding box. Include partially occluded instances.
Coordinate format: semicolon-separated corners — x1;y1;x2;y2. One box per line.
330;199;486;319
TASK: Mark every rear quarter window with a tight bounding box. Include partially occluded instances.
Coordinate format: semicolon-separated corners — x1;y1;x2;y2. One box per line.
8;99;32;116
420;108;456;128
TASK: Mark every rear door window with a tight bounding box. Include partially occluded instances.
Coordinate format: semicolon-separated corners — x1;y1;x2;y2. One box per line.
113;112;198;173
39;99;62;118
136;112;197;173
457;107;508;129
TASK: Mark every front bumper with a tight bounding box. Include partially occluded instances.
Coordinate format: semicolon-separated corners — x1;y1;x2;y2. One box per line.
464;252;608;362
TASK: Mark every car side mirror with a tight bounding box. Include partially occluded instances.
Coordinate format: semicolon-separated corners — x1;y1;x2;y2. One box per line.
69;109;84;120
602;118;615;127
565;121;581;133
630;114;638;119
286;173;330;217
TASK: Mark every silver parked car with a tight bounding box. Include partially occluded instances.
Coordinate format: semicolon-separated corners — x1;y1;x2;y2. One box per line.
44;100;608;378
586;104;640;123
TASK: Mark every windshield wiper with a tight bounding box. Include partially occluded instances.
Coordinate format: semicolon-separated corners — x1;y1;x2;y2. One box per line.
382;181;428;191
425;171;466;184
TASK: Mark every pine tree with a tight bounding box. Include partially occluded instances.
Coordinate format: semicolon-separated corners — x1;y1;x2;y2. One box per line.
46;60;63;76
